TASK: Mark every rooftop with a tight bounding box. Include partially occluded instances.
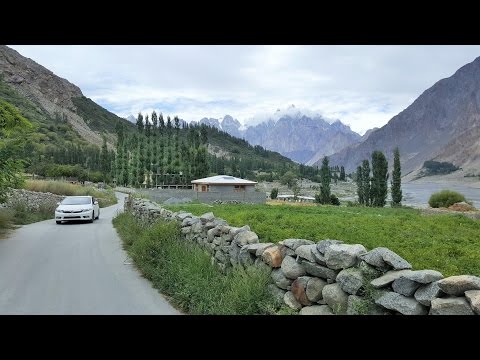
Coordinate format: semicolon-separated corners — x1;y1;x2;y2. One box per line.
191;175;257;185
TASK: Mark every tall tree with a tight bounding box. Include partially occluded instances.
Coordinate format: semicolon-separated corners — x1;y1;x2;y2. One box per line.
391;147;402;207
356;165;364;204
320;156;331;204
339;166;346;181
145;114;151;137
166;116;172;132
151;111;158;133
361;160;371;206
136;112;144;133
100;136;109;181
158;113;165;133
371;150;389;207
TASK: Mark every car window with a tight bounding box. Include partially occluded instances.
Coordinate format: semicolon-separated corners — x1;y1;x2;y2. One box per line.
61;197;92;205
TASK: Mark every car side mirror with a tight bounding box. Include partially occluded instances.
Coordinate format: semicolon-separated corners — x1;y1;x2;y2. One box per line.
94;201;98;205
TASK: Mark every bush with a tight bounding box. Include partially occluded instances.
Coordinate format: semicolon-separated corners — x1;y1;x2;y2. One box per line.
428;190;467;208
270;188;278;200
330;194;340;206
0;209;14;236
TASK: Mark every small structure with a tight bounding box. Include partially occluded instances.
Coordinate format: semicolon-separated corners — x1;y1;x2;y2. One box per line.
191;175;257;193
277;194;315;202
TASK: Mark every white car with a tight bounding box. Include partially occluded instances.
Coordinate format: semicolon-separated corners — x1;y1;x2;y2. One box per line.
55;196;100;224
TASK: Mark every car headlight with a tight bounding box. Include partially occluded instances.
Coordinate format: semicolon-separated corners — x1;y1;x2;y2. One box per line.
56;208;64;213
81;208;93;212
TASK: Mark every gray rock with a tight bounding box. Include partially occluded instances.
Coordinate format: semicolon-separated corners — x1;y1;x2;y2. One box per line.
181;226;191;235
370;270;413;288
278;245;296;257
306;277;327;302
176;212;192;221
316;239;343;254
360;247;411;271
272;269;293;290
437;275;480;296
301;260;339;280
214;250;228;264
324;244;367;270
429;297;475;315
234;231;259;246
311;247;327;266
254;258;272;272
191;222;204;234
358;261;382;278
213;237;222;246
295;245;318;263
281;239;315;251
392;277;421;297
245;243;273;256
204;222;216;230
284;291;302;310
207;227;221;241
281;255;306;279
291;276;313;306
403;270;444;284
299;305;333;315
239;246;255;267
336;268;364;295
322;283;348;314
464;290;480;315
414;281;443;306
213;218;228;227
228;244;241;266
200;212;215;223
375;292;427;315
267;284;286;306
229;225;251;237
185;217;200;226
256;243;275;257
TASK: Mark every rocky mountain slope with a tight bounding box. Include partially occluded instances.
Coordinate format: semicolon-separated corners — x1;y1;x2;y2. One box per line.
323;56;480;175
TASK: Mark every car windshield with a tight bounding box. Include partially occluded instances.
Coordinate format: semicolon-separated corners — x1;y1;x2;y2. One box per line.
61;197;91;205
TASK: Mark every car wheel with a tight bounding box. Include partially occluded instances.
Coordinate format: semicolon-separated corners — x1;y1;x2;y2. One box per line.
96;213;100;220
56;221;61;224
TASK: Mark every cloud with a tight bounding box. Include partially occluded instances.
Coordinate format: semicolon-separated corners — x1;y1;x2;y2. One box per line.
9;45;480;135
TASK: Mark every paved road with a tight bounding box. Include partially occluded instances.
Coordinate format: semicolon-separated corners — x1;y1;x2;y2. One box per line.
0;192;179;314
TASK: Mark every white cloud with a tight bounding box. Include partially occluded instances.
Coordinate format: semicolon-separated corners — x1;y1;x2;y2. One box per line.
9;45;480;135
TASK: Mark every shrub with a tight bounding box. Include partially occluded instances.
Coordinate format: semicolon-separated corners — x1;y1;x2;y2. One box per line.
270;188;278;200
330;194;340;206
0;208;14;236
428;190;467;208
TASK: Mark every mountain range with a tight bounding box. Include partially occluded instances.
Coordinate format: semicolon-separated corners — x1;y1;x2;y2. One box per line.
322;56;480;175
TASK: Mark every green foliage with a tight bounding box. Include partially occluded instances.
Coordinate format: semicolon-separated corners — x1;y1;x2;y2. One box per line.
23;180;117;207
428;190;467;208
339;166;346;181
330;194;340;206
280;171;297;189
422;160;459;176
113;213;276;314
270;188;278;199
391;147;402;206
356;165;364;205
320;156;331;204
0;99;33;201
163;203;480;276
7;199;57;225
0;208;15;237
361;160;371;206
371;151;389;207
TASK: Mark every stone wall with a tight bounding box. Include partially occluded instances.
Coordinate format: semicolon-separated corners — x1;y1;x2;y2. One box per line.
139;188;266;204
126;197;480;315
2;189;65;211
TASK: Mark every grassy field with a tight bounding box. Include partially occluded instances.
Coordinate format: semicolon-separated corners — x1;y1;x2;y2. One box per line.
23;180;117;207
163;203;480;277
113;213;280;315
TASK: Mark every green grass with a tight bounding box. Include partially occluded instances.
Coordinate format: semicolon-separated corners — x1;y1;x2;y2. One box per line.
163;203;480;277
23;180;117;207
113;212;278;315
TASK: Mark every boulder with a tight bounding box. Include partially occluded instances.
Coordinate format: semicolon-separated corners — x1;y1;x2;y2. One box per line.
238;246;255;267
191;222;204;234
229;225;250;237
316;239;343;254
200;212;215;223
176;212;192;221
414;281;443;306
254;258;271;272
291;276;313;306
228;244;241;266
301;260;339;280
306;277;327;302
392;277;421;297
271;268;293;290
207;227;221;242
278;245;296;257
324;244;367;270
336;268;364;295
375;292;428;315
437;275;480;296
322;283;348;314
284;291;302;310
299;305;333;315
246;243;273;255
464;290;480;315
295;244;318;263
370;270;413;288
214;250;228;264
403;270;444;284
267;284;286;306
262;246;283;268
311;247;327;266
429;297;475;315
281;239;315;251
234;231;259;246
360;247;411;271
281;256;306;279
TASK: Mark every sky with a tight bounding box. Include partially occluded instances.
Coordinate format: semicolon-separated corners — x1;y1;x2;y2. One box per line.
9;45;480;135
